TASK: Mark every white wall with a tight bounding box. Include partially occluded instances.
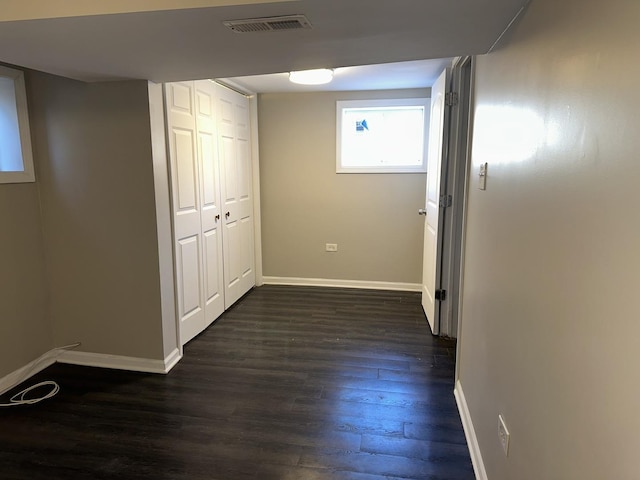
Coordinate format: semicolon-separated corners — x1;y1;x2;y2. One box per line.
457;0;640;478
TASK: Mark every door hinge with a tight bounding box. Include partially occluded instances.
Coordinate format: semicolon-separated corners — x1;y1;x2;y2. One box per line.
435;289;447;301
445;92;458;107
439;194;452;208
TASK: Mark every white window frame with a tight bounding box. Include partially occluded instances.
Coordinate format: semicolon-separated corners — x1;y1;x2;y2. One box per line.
336;98;430;174
0;65;35;184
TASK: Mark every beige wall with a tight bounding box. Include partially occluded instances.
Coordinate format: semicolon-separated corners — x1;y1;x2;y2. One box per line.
26;72;166;360
0;0;284;21
458;0;640;478
0;183;51;378
259;89;429;285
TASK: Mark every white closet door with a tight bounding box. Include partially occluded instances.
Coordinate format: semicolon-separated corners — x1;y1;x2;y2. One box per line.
215;84;255;308
195;80;225;327
165;82;205;344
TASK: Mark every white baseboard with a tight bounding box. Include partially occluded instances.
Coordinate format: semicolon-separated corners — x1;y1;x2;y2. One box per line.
455;379;488;480
262;276;421;292
0;351;57;396
58;348;182;374
162;348;182;373
1;347;183;397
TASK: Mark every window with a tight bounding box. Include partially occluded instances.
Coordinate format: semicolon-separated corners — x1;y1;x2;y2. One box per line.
0;65;35;183
336;98;429;173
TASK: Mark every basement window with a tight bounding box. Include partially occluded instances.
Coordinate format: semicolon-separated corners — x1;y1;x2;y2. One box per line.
336;98;429;173
0;65;35;184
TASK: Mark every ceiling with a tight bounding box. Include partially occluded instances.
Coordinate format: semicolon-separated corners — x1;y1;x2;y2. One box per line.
0;0;529;84
222;58;454;94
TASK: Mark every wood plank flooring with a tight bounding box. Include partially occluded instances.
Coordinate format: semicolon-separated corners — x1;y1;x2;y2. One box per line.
0;285;474;480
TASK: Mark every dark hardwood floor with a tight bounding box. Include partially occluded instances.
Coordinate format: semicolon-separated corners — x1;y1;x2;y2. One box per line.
0;285;474;480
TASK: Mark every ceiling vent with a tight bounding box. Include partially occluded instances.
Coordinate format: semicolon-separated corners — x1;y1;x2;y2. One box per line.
223;14;312;33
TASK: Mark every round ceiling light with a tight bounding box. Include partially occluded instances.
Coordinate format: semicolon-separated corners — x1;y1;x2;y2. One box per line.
289;68;334;85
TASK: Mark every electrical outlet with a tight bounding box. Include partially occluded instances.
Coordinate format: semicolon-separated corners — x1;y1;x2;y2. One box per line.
325;243;338;252
498;414;510;456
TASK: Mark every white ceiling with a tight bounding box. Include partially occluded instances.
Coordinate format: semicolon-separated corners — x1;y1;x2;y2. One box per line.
222;58;454;94
0;0;529;84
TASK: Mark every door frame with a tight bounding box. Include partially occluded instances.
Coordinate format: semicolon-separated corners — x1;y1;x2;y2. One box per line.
159;79;264;355
438;56;475;339
452;56;475;378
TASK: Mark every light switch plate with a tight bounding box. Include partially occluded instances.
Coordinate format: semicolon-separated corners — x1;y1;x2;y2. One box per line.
479;162;487;190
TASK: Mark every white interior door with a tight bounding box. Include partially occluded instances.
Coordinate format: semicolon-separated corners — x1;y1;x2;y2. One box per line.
195;80;225;328
165;82;205;344
421;68;449;335
215;84;255;308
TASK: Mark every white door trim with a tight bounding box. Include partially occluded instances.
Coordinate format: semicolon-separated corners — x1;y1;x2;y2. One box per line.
439;56;475;339
148;81;180;359
454;56;476;379
249;94;263;286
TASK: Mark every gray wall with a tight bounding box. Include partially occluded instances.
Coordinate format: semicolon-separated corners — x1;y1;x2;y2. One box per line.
458;0;640;478
259;89;428;285
0;182;51;378
26;71;166;360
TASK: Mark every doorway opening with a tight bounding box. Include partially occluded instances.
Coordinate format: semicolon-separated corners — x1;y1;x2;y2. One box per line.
422;56;474;338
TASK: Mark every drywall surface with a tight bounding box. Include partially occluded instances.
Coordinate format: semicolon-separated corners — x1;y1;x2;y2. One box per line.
259;89;429;284
147;81;178;359
0;0;287;22
0;182;51;378
457;0;640;478
26;72;165;360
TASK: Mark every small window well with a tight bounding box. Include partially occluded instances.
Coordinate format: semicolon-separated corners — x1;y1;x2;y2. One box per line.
0;65;35;184
336;98;430;174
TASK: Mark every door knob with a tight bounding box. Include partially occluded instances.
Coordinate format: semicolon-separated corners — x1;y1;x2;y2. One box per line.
418;208;427;216
225;211;230;219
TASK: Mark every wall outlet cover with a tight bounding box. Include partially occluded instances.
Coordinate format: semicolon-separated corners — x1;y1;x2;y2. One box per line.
498;414;510;456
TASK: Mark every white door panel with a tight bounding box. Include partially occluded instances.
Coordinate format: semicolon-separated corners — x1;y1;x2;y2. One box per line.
195;80;225;326
223;219;242;306
421;69;449;335
170;83;192;113
199;132;217;208
215;84;255;309
240;215;254;279
166;81;205;345
203;227;223;328
166;81;255;344
238;139;251;200
176;234;202;343
177;236;201;316
172;130;198;214
220;136;237;204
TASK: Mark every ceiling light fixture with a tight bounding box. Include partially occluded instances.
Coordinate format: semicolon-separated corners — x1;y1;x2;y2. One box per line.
289;68;334;85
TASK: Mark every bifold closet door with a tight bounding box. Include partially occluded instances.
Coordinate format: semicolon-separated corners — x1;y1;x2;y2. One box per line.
166;81;224;345
215;84;256;308
194;80;225;329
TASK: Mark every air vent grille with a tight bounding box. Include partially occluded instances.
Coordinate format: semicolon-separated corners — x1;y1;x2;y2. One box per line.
224;14;312;33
